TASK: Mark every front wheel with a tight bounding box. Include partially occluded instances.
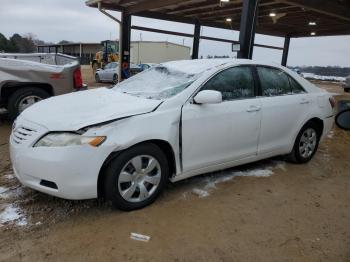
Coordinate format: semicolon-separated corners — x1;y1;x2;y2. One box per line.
287;123;320;163
104;143;169;211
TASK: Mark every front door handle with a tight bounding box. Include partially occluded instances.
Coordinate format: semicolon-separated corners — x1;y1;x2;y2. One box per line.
300;99;310;104
246;106;261;112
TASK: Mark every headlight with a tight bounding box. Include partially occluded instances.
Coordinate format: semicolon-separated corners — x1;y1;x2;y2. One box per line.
34;133;106;147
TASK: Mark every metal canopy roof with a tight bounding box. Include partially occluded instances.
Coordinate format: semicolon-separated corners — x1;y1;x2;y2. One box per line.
86;0;350;38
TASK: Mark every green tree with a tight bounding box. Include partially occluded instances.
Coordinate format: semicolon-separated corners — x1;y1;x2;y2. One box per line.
0;33;9;52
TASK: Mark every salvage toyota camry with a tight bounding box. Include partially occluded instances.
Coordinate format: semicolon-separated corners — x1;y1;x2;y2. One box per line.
10;59;335;210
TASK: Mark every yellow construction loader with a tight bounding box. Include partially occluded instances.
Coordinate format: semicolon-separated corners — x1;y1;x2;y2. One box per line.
92;40;119;72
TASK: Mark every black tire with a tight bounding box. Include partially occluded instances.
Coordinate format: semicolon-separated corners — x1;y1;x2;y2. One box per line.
92;62;98;73
104;143;169;211
8;87;50;120
287;122;320;164
95;73;100;83
345;88;350;93
112;74;117;84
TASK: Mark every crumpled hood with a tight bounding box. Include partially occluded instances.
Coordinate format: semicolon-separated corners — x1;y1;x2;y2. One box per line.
20;88;162;131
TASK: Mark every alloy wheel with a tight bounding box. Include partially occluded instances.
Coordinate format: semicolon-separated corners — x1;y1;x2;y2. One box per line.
117;155;161;203
299;128;317;158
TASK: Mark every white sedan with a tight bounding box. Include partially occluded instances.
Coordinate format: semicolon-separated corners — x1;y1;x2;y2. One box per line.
10;59;335;210
95;62;142;84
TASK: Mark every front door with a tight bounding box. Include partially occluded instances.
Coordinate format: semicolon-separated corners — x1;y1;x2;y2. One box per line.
181;66;262;172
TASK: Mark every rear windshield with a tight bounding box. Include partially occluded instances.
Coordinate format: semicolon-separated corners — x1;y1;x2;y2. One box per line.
114;66;199;100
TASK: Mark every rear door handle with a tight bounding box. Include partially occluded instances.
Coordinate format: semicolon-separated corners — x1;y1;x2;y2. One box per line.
246;106;261;112
300;99;310;104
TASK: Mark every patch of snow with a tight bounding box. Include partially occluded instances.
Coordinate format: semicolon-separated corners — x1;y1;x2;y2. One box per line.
302;72;345;82
162;59;232;75
272;161;287;171
16;217;28;227
0;204;27;227
4;174;14;180
0;186;8;194
188;161;289;199
327;131;334;139
192;188;210;198
0;187;24;200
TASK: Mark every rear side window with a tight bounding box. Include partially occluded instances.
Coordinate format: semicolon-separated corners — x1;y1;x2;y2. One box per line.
257;67;291;96
201;66;254;101
288;76;306;94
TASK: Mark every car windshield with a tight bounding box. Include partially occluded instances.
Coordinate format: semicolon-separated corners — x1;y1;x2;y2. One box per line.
113;66;199;100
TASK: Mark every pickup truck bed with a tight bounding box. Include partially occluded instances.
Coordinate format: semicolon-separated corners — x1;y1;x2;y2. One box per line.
0;53;85;120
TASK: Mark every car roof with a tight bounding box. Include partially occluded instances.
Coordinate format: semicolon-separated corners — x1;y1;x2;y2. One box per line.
161;58;284;75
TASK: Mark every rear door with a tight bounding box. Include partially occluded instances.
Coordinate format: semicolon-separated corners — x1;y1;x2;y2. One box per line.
181;66;262;172
256;66;310;155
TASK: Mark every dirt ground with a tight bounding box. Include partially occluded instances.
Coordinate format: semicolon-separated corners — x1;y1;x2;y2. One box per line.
0;80;350;262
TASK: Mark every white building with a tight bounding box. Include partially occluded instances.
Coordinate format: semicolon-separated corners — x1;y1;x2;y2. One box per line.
37;41;191;65
130;41;191;64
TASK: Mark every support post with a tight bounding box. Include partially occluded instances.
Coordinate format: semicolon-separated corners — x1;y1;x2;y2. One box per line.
120;12;131;81
192;21;201;59
248;20;256;59
281;36;290;66
237;0;259;59
79;44;82;58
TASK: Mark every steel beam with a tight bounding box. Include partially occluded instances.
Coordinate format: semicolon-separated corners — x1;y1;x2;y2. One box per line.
237;0;259;59
192;21;201;59
126;0;183;14
120;12;131;80
281;36;290;66
131;25;193;38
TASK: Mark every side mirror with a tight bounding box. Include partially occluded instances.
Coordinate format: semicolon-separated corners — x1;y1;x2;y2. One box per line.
336;109;350;131
193;90;222;104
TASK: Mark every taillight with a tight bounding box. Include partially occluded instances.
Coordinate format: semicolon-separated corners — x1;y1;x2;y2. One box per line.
73;68;83;89
329;96;336;109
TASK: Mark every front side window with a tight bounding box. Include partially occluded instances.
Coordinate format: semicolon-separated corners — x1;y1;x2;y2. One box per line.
257;67;291;96
201;66;254;101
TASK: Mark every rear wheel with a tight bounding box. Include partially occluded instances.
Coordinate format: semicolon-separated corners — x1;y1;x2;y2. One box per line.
8;87;50;120
92;61;99;73
287;122;320;163
112;74;118;84
104;143;168;211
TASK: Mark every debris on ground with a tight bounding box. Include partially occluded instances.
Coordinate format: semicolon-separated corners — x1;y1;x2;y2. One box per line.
130;232;151;242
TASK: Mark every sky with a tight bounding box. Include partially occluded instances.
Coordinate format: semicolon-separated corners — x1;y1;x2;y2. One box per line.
1;0;349;67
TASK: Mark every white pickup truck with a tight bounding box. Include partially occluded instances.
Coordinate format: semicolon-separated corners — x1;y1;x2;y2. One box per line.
0;53;86;120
